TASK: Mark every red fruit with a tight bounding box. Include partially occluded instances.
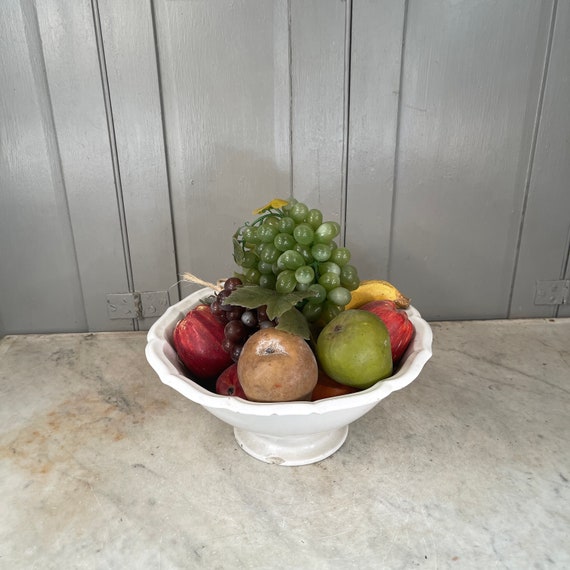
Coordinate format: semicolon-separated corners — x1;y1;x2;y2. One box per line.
172;304;233;384
311;369;358;401
216;363;247;398
358;300;415;364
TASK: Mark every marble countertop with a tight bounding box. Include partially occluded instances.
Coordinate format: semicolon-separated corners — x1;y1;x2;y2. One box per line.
1;318;569;569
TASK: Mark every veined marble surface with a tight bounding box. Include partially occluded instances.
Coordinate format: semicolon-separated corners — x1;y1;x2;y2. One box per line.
1;319;569;569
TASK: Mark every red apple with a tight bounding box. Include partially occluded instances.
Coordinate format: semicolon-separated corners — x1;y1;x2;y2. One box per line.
172;304;233;386
216;363;247;398
358;300;415;364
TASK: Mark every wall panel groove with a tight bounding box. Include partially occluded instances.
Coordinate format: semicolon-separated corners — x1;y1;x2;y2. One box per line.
91;0;136;303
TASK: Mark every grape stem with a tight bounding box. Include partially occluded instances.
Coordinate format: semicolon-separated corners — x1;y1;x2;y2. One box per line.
232;208;285;246
251;210;284;225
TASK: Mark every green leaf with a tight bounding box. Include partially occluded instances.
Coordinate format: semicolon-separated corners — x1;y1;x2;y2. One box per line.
226;286;278;309
267;291;315;320
232;237;245;265
276;307;311;339
226;286;317;324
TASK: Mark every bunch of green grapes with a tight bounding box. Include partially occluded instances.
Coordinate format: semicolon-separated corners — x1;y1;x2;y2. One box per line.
233;199;360;326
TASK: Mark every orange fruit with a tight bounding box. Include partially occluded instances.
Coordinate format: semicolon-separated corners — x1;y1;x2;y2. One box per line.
311;369;359;401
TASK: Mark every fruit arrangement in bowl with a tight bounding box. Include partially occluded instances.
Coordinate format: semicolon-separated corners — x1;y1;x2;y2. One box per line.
145;199;433;465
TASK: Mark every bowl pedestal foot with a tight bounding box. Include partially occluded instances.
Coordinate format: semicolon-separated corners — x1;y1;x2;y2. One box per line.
233;425;349;466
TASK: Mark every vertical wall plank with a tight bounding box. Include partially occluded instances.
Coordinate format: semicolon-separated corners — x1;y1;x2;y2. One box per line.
153;0;292;286
390;0;553;320
98;0;178;329
36;0;131;331
290;0;347;224
510;1;570;319
345;0;405;279
0;1;87;334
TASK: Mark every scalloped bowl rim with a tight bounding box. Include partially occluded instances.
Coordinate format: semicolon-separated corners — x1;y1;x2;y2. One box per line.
145;288;433;416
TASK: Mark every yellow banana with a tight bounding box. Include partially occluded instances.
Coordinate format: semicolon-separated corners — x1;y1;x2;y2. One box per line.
345;280;411;310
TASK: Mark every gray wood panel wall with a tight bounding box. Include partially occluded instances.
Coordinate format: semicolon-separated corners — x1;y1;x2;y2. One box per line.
1;0;569;335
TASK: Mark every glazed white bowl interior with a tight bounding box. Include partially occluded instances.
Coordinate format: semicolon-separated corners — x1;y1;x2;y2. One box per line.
146;287;433;464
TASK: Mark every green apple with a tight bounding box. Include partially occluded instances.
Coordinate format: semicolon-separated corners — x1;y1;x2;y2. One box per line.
316;310;392;389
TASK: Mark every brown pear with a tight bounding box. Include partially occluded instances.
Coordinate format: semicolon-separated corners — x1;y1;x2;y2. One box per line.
237;328;318;402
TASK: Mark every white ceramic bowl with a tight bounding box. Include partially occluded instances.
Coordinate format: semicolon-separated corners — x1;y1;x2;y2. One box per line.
146;288;433;466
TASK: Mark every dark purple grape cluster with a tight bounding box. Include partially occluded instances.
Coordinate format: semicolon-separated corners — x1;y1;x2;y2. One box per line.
210;277;276;362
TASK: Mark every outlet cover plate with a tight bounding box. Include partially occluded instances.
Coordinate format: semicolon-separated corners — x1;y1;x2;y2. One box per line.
534;280;569;306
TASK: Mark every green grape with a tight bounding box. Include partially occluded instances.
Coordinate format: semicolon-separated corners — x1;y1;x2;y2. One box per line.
242;226;261;244
259;243;280;263
278;217;296;234
314;222;340;244
289;202;309;223
241;250;258;269
278;250;304;271
311;243;333;262
318;272;341;291
306;208;323;230
257;260;274;274
276;254;287;272
295;265;315;285
302;302;323;322
244;267;261;284
327;286;351;306
293;223;314;246
282;198;297;212
318;261;341;276
294;243;314;264
233;203;360;321
307;283;327;304
259;273;277;289
262;215;280;229
257;224;279;243
274;232;296;252
330;247;351;266
340;264;360;291
320;300;343;324
276;270;297;294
